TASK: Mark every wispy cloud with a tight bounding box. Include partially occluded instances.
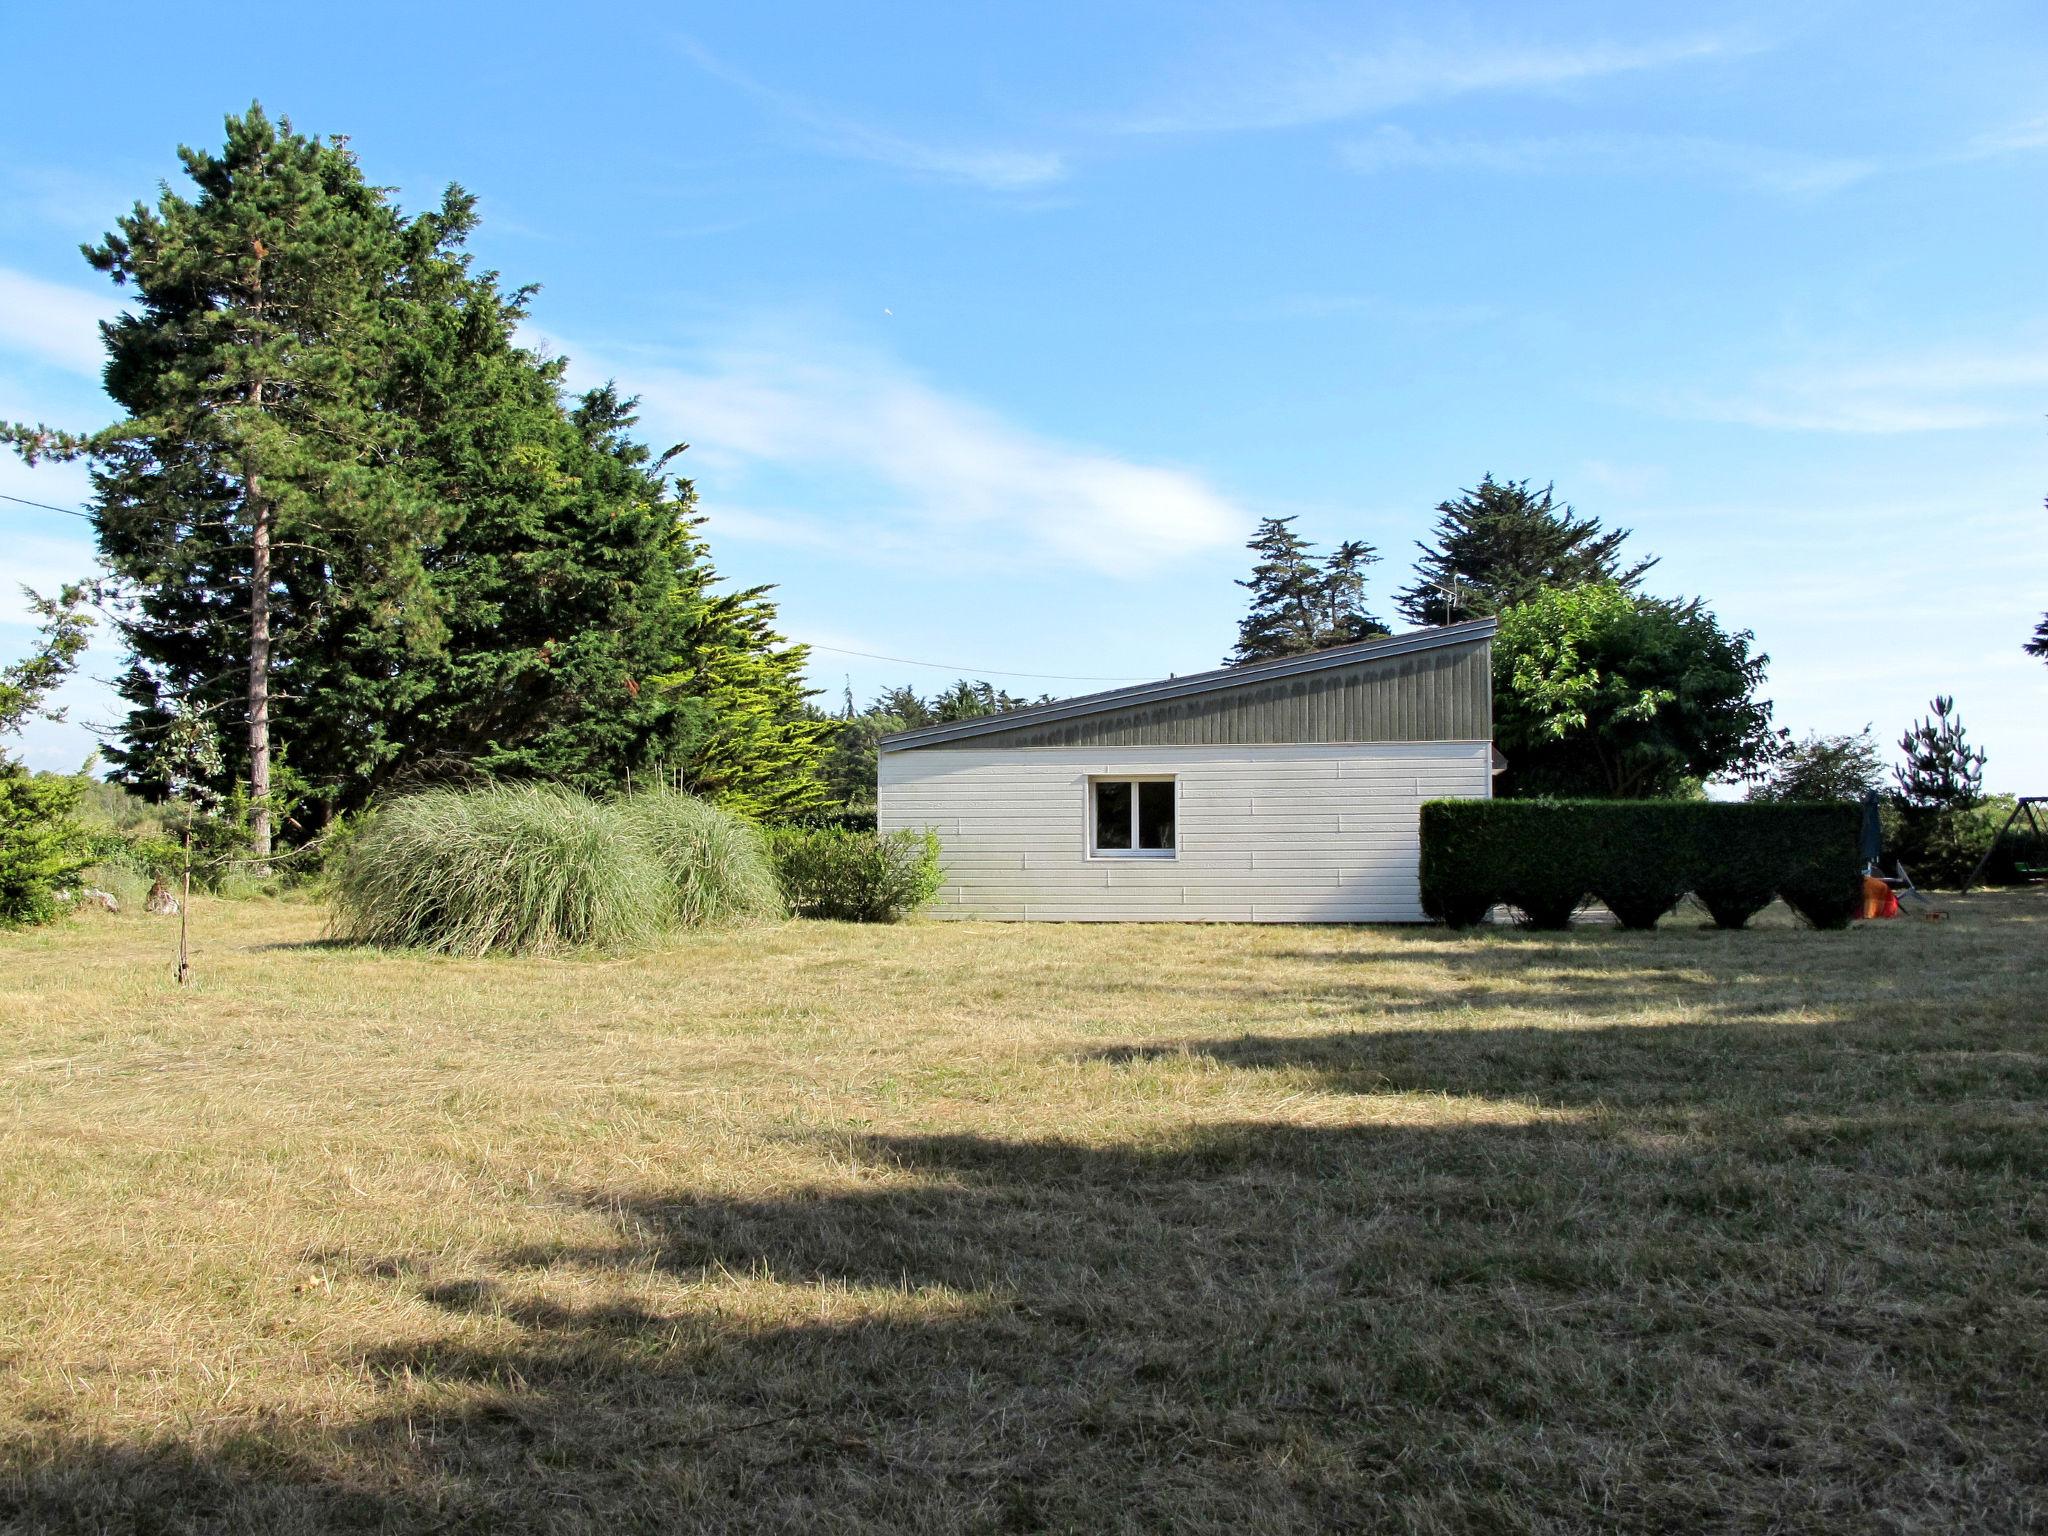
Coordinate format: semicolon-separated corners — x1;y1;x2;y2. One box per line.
0;268;117;377
1120;30;1748;135
1341;125;1876;195
1667;343;2048;434
1340;106;2048;197
677;38;1064;191
538;324;1247;575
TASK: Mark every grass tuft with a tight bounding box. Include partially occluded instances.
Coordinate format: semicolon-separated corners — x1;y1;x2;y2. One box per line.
328;783;668;955
615;789;783;927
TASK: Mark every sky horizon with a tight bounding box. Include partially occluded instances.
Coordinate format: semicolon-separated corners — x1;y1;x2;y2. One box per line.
4;1;2044;791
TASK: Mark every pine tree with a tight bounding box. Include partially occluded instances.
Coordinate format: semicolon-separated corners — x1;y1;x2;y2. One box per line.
1395;476;1655;627
7;105;438;865
1230;517;1388;664
1893;696;1987;810
2028;612;2047;662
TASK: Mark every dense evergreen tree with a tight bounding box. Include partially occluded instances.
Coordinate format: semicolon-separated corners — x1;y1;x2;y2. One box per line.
6;105;830;836
1229;516;1388;664
1492;582;1780;798
2028;612;2047;662
1395;476;1655;627
9;106;441;864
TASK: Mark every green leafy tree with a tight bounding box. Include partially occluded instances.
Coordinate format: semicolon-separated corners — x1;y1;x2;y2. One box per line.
2027;612;2046;662
0;586;97;924
1493;582;1780;798
1230;516;1387;664
1892;696;1986;810
1396;476;1655;627
1748;728;1884;803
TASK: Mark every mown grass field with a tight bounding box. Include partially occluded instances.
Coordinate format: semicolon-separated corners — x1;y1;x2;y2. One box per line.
3;892;2045;1533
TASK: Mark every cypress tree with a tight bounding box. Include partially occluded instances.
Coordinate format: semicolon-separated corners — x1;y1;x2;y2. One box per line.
1395;476;1655;627
1230;517;1387;664
8;106;832;831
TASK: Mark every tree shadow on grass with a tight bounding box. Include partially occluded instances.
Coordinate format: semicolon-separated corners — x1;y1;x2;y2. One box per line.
11;1103;2048;1532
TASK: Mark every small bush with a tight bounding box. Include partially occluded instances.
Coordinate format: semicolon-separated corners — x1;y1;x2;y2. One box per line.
770;826;942;922
0;767;92;926
1420;800;1862;933
330;784;668;955
616;790;783;926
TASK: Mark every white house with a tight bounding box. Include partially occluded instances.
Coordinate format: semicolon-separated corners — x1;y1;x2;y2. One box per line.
877;618;1496;922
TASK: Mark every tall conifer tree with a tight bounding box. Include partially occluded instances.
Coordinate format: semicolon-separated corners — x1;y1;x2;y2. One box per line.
1395;476;1655;627
1230;517;1387;664
7;106;438;863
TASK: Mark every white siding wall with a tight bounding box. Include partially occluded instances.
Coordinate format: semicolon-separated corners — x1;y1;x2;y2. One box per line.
877;742;1490;922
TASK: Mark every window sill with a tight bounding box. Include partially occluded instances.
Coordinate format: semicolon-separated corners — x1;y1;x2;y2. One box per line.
1089;850;1178;861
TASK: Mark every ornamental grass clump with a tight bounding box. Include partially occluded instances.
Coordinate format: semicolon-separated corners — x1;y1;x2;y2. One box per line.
330;784;668;955
615;789;782;927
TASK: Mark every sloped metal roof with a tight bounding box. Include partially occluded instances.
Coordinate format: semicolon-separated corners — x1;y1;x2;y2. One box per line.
878;617;1497;752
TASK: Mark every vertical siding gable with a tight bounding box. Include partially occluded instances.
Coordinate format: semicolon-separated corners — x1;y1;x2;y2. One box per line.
923;639;1490;750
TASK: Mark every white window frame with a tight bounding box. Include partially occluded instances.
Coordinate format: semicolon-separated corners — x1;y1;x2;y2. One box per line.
1086;774;1178;860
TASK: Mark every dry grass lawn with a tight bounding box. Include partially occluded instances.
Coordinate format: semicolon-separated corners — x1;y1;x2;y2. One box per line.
2;892;2046;1533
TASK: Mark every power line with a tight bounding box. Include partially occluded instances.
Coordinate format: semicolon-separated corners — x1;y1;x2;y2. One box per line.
803;643;1144;683
0;491;94;522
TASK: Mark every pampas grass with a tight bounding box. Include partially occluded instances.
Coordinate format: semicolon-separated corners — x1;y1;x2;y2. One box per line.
330;784;668;955
331;784;782;955
615;788;783;926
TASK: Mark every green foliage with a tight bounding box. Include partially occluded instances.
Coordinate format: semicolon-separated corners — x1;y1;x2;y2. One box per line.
768;826;943;923
1396;476;1655;627
1230;516;1388;665
330;784;669;955
15;106;827;842
1749;729;1884;804
1892;696;1986;810
2030;611;2047;662
1419;800;1862;932
0;588;97;925
0;768;93;925
615;789;782;926
1887;795;2044;889
809;679;1044;815
0;586;93;741
1493;583;1781;798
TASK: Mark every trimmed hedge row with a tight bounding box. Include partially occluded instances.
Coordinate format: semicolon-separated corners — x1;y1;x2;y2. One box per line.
1420;800;1864;931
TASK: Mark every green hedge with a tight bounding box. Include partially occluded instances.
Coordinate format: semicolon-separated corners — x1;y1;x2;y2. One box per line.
1420;800;1863;931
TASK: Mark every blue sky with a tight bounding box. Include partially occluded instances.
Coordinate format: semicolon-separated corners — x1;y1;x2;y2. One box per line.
4;0;2045;789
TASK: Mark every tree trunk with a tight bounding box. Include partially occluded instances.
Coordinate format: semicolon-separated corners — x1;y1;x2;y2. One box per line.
248;478;272;870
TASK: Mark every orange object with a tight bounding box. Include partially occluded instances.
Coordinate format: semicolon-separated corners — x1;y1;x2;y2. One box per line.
1860;875;1899;920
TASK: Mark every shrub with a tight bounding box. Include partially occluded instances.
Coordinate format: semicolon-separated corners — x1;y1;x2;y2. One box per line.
0;767;93;925
616;790;783;926
1590;816;1689;930
770;826;942;922
330;784;668;955
1419;800;1862;932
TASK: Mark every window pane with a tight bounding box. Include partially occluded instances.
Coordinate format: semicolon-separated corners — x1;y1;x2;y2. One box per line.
1094;780;1132;850
1138;780;1176;850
